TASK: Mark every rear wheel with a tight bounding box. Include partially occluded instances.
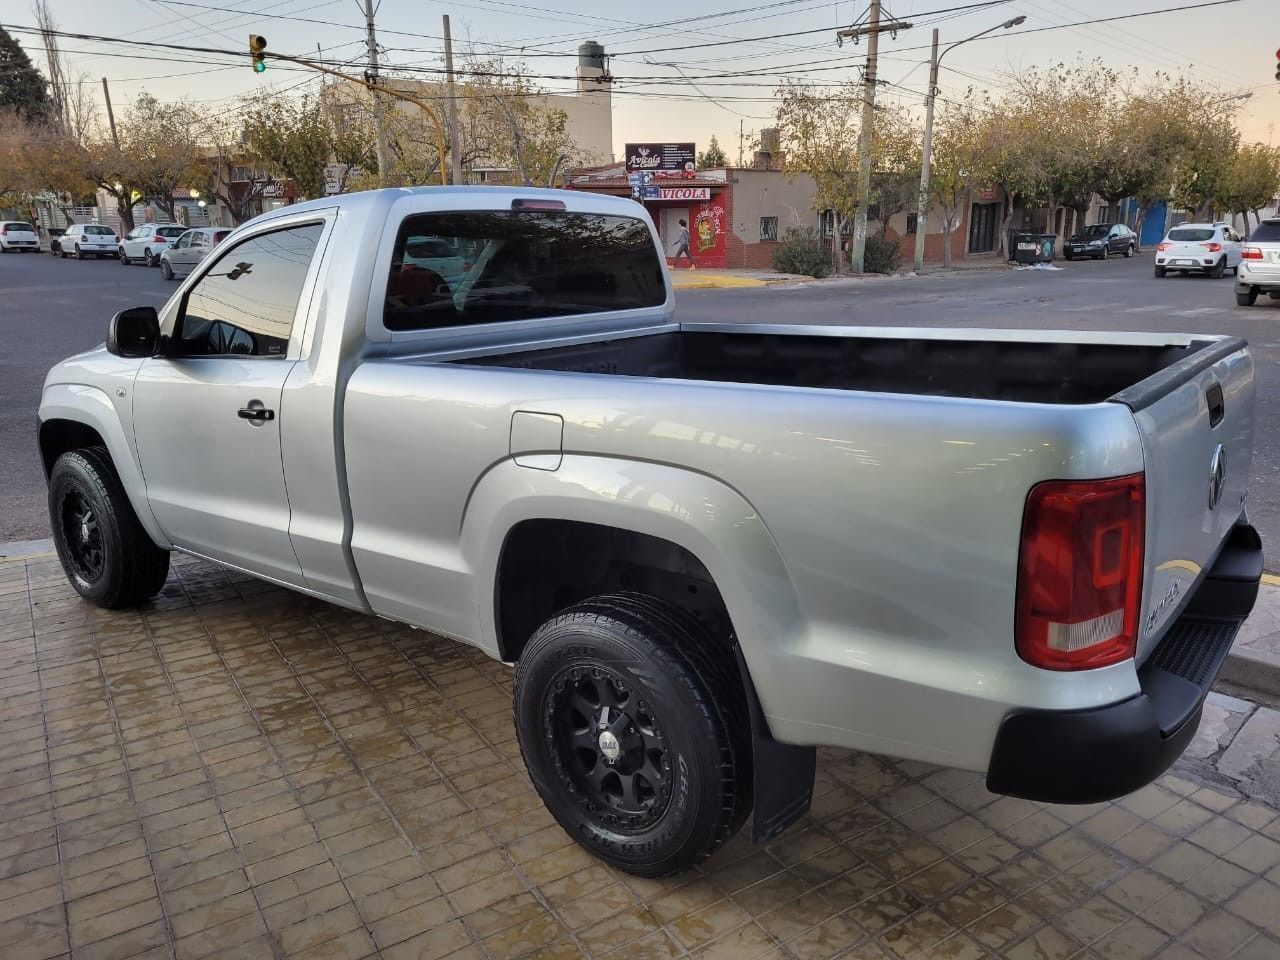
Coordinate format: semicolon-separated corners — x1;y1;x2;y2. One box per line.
1154;265;1166;278
514;593;751;876
1236;289;1258;306
1209;258;1225;279
49;447;170;609
1124;242;1134;258
75;244;85;260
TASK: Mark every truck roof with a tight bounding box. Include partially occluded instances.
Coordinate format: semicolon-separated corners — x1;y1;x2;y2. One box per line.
246;185;644;229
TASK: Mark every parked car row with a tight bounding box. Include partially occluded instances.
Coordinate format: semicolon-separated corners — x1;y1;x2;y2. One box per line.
19;224;232;278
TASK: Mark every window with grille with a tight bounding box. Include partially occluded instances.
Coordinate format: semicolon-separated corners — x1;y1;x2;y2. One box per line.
760;216;778;242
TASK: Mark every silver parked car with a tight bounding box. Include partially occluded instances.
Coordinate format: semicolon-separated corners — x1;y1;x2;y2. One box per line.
38;187;1262;877
158;227;232;280
119;224;187;266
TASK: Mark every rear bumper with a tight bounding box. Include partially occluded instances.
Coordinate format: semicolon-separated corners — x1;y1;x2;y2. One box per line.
986;522;1262;804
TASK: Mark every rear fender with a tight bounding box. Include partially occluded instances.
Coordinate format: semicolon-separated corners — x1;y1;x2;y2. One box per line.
461;455;815;841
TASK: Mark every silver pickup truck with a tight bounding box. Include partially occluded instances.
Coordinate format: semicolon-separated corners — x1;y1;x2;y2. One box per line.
40;187;1263;877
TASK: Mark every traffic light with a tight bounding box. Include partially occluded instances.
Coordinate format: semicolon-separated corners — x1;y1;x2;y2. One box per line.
249;35;267;74
1275;48;1280;82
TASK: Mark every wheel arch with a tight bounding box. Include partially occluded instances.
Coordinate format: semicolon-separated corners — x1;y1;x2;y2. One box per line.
38;387;169;547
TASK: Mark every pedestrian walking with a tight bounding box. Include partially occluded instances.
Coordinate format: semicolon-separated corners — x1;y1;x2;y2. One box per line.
672;219;695;269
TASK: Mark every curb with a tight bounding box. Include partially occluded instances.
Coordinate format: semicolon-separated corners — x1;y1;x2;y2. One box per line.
1221;578;1280;698
0;537;55;562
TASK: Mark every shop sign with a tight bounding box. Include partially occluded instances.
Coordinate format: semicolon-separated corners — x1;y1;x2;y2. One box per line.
657;186;710;200
625;142;697;178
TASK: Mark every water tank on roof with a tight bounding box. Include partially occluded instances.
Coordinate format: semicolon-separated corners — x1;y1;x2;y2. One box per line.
759;127;781;155
578;41;606;71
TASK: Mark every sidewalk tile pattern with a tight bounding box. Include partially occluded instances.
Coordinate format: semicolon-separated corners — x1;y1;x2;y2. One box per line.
2;553;1278;960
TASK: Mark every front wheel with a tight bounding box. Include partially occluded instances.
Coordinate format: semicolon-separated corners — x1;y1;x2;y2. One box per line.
160;259;174;280
1154;265;1166;278
119;249;130;265
49;447;170;609
1100;245;1109;261
1237;289;1258;306
1063;252;1073;261
514;593;751;877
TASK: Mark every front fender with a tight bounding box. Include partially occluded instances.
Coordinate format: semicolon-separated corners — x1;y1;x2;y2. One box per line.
460;454;803;723
39;384;169;547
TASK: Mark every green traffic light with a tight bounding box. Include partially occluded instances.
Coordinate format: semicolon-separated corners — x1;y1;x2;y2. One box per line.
254;60;266;73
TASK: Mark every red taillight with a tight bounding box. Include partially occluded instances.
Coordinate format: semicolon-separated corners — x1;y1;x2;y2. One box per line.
1201;242;1222;253
0;226;8;235
1156;242;1168;252
1016;474;1144;671
1242;246;1263;260
154;235;165;242
511;198;565;212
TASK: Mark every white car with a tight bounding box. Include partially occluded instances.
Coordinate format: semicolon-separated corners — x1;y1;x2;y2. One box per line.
1235;217;1280;306
0;221;40;252
52;224;119;259
119;224;187;266
158;227;232;280
1154;222;1242;278
401;235;469;285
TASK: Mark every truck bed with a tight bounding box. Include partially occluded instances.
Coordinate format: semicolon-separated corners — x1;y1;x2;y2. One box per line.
458;328;1229;405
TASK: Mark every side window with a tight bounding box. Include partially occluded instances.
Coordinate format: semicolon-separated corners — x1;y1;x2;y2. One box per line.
190;233;206;248
175;233;190;249
173;222;324;358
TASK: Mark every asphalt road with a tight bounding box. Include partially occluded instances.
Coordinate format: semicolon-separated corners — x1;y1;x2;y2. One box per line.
3;249;1278;560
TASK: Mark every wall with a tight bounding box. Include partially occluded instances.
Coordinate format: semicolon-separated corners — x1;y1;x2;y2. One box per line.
715;169;819;270
879;204;972;265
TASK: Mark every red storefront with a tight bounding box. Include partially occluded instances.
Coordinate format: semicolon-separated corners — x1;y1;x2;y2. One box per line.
565;171;731;269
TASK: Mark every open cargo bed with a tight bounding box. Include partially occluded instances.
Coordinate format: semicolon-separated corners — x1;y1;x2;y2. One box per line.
456;327;1244;406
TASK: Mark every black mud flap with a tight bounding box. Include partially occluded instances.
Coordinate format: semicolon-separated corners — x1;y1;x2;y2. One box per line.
735;648;816;843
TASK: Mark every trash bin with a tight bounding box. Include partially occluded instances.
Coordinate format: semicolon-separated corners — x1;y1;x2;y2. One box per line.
1012;233;1056;264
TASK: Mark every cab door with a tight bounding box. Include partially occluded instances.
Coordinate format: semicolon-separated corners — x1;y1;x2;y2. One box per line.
132;219;327;586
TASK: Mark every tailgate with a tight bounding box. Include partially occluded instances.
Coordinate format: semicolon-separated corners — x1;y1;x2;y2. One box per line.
1112;337;1255;660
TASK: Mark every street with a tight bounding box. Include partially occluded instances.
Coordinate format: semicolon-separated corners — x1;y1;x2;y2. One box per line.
3;250;1279;554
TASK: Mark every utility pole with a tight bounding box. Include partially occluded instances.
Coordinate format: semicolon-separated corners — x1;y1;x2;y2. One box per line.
101;77;119;148
363;0;390;186
837;2;910;273
443;15;463;185
913;29;939;274
739;119;744;167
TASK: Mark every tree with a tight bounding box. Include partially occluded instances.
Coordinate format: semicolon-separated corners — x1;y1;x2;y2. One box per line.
698;136;728;169
242;93;334;201
775;80;863;272
126;93;200;219
0;26;50;122
197;115;273;226
868;102;921;238
1218;143;1280;232
82;139;144;233
928;91;998;267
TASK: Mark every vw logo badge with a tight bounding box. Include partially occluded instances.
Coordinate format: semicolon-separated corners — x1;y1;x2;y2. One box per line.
1208;444;1227;510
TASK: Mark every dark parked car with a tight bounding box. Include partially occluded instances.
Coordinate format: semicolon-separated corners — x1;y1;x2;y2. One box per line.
1064;223;1136;260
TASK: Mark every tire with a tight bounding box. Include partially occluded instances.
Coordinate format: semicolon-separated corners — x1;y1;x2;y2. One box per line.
144;248;154;267
48;447;170;609
1154;265;1166;278
1063;252;1073;261
75;244;85;260
1125;242;1134;258
1209;258;1225;280
160;259;174;280
119;249;130;265
514;592;751;877
1100;245;1109;261
1236;289;1258;306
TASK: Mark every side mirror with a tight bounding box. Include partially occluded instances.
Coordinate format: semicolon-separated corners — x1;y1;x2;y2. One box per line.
106;306;160;358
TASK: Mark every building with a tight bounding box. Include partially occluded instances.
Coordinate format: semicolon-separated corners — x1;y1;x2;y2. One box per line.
322;41;614;180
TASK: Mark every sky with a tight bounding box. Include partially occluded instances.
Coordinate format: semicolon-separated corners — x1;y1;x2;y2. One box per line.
9;0;1279;160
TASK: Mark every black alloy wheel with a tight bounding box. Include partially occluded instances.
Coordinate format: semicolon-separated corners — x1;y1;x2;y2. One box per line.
546;664;672;828
59;489;104;584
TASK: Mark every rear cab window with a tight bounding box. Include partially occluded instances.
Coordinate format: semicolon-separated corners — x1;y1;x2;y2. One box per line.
1250;221;1280;243
382;210;666;331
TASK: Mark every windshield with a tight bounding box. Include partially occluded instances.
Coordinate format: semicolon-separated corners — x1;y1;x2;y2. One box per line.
84;225;114;235
1168;228;1214;242
1081;225;1110;238
1251;221;1280;243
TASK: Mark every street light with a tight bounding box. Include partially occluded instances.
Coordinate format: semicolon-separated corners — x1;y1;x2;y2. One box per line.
913;15;1026;273
189;188;201;199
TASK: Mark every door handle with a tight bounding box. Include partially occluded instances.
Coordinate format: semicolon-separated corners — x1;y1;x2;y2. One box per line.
237;406;275;422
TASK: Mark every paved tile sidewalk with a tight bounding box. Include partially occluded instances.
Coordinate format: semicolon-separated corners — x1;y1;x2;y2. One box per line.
3;552;1279;960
